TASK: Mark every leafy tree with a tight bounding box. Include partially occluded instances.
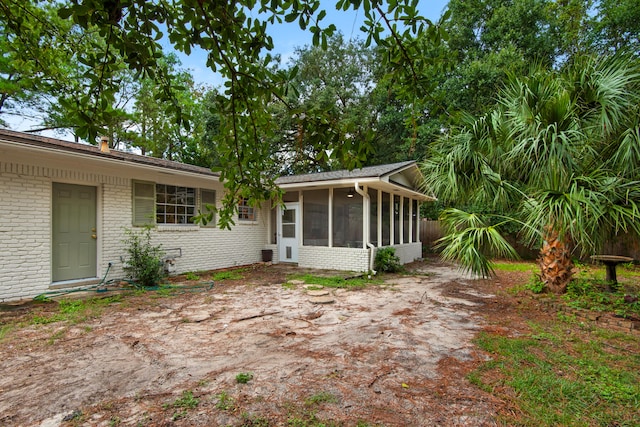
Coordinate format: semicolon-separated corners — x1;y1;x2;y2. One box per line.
0;0;79;130
423;54;640;293
2;0;443;227
0;0;174;144
590;0;640;54
428;0;573;121
268;33;378;174
180;89;223;169
131;53;207;160
11;0;442;227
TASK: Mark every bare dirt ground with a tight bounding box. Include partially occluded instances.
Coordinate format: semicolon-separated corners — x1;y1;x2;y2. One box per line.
0;259;532;427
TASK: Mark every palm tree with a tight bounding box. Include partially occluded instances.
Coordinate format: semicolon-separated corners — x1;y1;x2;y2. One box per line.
423;54;640;293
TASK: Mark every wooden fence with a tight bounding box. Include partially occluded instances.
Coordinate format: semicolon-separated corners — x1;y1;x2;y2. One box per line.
419;220;443;253
419;219;640;261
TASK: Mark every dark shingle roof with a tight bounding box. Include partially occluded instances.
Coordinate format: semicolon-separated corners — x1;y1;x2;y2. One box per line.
275;160;417;184
0;128;218;177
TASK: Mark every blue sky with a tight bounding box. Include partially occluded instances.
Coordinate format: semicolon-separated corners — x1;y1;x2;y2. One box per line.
180;0;451;87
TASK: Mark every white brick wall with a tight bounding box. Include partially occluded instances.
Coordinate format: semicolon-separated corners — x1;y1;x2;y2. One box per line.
296;242;422;273
0;169;51;300
298;246;371;272
0;158;270;302
148;218;268;274
390;242;423;264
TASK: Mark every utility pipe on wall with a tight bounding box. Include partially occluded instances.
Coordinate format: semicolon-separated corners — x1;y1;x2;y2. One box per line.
354;182;376;274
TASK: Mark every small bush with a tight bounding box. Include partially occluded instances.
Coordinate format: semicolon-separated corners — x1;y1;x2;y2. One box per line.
374;247;402;273
525;274;545;294
122;227;165;286
235;372;253;384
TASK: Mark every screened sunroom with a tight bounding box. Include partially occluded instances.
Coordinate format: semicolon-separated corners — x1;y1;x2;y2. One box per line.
264;161;436;272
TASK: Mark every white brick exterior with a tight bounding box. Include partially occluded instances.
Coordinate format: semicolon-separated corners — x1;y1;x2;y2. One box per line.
0;153;270;302
0;165;51;301
390;242;423;265
296;242;422;273
0;132;431;301
298;246;371;272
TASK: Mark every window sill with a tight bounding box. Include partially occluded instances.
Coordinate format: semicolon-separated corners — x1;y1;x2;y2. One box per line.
156;225;200;232
237;220;258;225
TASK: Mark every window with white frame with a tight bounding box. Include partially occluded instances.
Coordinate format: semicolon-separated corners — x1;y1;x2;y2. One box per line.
132;181;215;226
238;197;255;221
156;184;196;224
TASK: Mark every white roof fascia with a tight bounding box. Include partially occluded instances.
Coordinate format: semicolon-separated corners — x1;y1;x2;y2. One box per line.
278;176;434;201
0;137;220;182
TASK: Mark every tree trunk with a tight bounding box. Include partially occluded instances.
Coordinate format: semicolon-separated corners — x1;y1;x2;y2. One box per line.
538;228;574;294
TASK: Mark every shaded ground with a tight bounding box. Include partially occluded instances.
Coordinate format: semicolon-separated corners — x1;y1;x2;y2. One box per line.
0;259;532;427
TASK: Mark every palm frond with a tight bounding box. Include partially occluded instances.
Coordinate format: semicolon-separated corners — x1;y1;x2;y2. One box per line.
607;124;640;176
437;209;518;278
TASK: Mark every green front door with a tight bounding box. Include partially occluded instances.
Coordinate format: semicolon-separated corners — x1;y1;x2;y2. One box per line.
52;183;97;282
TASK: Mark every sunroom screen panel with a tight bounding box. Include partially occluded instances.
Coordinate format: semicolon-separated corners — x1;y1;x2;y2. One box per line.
303;189;329;246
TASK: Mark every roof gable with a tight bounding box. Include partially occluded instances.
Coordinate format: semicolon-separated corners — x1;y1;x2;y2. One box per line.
276;161;434;201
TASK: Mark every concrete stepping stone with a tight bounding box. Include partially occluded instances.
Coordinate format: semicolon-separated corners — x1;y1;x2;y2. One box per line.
307;289;330;296
309;295;335;304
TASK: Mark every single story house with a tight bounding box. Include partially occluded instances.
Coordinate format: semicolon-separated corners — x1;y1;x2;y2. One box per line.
0;129;434;301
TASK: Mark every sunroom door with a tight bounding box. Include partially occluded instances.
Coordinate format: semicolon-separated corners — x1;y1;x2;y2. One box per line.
278;203;299;263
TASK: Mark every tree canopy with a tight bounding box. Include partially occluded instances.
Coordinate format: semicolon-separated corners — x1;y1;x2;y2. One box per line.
2;0;447;227
1;0;638;230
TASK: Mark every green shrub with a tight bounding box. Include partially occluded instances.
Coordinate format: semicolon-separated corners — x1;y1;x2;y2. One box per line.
122;227;165;286
374;247;402;273
235;372;253;384
525;274;545;294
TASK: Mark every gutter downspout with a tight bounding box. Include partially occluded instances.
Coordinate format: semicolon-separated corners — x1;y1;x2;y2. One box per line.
354;182;377;275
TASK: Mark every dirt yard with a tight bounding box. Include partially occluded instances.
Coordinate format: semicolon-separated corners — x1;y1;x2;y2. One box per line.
0;259;530;427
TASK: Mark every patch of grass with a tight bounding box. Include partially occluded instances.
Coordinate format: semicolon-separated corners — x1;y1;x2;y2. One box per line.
29;313;64;325
164;390;199;410
240;412;270;427
470;325;640;426
281;282;297;290
164;390;199;421
28;295;123;326
492;261;536;273
236;372;254;384
185;272;200;281
563;279;640;319
0;324;13;342
304;391;338;406
212;270;245;281
48;328;66;345
287;409;339;427
287;274;382;290
153;285;178;297
215;391;235;411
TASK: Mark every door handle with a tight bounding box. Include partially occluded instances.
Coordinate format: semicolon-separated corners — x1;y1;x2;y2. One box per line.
91;234;97;239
